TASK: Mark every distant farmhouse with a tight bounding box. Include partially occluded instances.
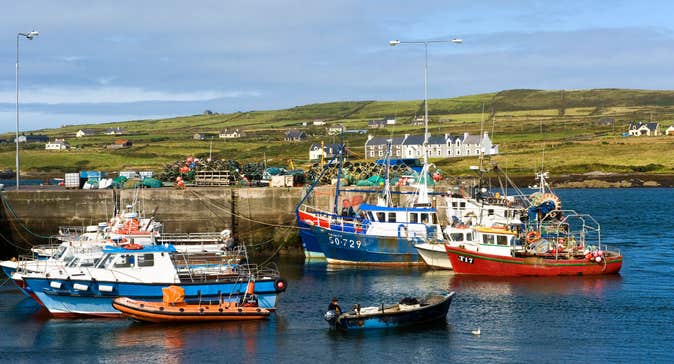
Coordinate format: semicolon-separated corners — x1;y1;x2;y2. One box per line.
219;129;243;139
365;132;498;159
45;139;70;150
628;122;660;136
76;128;97;138
285;129;306;142
106;139;132;149
193;133;218;140
104;127;126;135
312;119;326;126
368;119;387;129
666;125;674;136
308;143;347;161
327;125;344;135
16;134;49;143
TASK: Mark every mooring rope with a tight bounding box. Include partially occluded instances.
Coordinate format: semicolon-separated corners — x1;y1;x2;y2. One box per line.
0;192;54;239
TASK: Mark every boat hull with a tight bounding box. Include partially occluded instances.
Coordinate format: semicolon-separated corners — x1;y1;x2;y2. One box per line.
415;243;452;269
313;226;422;266
332;292;455;330
445;245;623;276
297;217;325;259
112;297;270;323
23;277;283;318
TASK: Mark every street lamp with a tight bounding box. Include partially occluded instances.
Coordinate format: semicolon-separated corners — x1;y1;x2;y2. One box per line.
389;37;462;204
16;30;39;190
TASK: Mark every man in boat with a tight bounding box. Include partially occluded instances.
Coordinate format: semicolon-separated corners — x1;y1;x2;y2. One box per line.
327;297;342;314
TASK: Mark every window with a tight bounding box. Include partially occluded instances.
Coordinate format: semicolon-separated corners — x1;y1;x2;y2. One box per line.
466;233;473;241
452;202;458;208
482;234;495;245
410;213;418;223
420;213;429;224
138;253;155;267
460;202;466;208
376;212;385;222
488;209;494;216
450;233;464;242
367;211;375;220
113;254;134;268
497;235;508;246
432;214;438;224
98;254;115;268
388;212;396;222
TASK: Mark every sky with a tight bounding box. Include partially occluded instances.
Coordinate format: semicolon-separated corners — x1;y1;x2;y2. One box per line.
3;0;674;134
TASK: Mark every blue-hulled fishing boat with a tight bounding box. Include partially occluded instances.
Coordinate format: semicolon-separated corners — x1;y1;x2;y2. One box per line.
20;244;287;318
324;292;455;330
296;140;444;265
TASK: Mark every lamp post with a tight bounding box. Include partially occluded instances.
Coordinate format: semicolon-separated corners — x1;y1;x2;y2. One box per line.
16;30;39;191
389;38;462;204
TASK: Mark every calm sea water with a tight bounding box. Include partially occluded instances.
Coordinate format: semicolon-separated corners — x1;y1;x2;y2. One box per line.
1;188;673;363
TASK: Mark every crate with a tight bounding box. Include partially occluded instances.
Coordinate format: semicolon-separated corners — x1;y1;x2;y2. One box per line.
65;173;80;189
194;170;230;186
270;175;286;187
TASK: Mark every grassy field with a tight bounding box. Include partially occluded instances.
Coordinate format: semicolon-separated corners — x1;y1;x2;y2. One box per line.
1;88;673;178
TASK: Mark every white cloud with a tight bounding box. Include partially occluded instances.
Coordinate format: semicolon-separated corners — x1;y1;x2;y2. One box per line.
0;86;261;104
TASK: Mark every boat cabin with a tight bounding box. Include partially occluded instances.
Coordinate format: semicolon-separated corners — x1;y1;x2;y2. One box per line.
357;204;443;240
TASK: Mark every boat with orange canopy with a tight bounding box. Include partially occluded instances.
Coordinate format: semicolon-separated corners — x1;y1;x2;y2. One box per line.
112;283;271;323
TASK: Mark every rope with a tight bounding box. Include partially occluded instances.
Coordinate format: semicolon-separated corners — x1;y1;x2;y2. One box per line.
1;192;55;239
187;189;304;230
0;276;12;287
0;230;30;252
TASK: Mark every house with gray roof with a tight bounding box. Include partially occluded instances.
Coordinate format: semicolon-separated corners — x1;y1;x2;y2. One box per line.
309;143;347;161
628;121;660;136
365;132;497;160
284;129;306;142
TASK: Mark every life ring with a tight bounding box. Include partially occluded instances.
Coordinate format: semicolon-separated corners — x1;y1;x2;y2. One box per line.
123;243;143;250
274;278;287;292
526;231;541;244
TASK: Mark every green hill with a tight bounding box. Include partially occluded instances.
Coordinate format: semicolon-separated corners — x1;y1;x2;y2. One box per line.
1;88;673;177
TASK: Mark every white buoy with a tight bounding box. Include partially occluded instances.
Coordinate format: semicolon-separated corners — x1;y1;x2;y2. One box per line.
471;328;481;336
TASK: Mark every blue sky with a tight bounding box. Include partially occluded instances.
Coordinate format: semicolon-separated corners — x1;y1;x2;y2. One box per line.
2;0;674;134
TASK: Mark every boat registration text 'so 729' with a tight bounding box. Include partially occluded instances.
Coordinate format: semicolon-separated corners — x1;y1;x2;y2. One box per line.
328;235;362;249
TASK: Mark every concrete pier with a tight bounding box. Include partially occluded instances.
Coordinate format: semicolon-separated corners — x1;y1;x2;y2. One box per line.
0;187;305;258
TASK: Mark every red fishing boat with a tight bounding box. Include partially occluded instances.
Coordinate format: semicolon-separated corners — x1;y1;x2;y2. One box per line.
444;211;623;276
445;245;622;276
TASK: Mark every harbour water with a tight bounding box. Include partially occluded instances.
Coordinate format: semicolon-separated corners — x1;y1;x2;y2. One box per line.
1;188;673;363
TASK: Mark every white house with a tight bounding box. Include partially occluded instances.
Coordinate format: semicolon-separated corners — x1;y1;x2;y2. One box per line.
312;119;326;126
628;122;660;136
45;139;70;150
365;132;497;159
309;143;346;161
386;117;397;125
665;125;674;136
219;129;243;139
104;127;126;135
76;129;97;138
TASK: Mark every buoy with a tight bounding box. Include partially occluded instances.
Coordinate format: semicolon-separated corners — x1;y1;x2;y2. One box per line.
471;328;481;336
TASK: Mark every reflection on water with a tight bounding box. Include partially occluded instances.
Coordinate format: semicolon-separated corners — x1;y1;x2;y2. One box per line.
448;274;624;298
1;189;674;362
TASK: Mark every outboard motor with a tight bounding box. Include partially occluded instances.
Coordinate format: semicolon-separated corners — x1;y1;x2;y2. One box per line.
324;310;338;326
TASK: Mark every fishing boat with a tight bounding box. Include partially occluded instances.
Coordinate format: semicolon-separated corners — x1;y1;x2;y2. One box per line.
112;284;271;323
415;225;473;269
324;292;455;330
20;244;287;318
296;141;445;265
445;211;623;276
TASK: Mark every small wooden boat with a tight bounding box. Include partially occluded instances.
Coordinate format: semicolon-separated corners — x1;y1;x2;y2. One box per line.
324;292;455;330
112;284;270;323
